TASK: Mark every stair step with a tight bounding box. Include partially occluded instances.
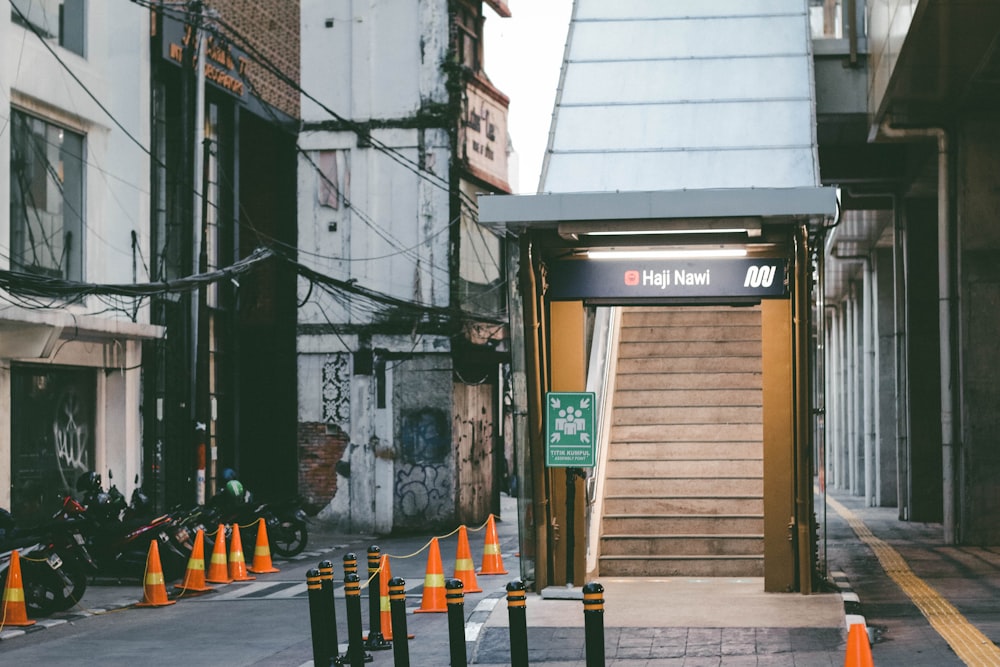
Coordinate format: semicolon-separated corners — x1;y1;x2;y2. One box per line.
602;514;764;534
622;308;761;328
600;534;764;556
606;459;763;478
598;556;764;578
603;496;763;514
619;340;762;359
610;441;761;460
604;477;763;495
619;325;762;343
614;388;761;408
616;372;762;391
618;356;762;374
612;423;763;442
613;406;763;425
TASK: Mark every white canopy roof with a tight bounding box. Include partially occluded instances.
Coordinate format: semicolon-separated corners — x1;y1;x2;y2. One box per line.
538;0;821;194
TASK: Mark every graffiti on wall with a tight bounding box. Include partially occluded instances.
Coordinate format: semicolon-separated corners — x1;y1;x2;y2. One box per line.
322;353;351;429
395;408;451;524
52;387;91;489
394;462;451;523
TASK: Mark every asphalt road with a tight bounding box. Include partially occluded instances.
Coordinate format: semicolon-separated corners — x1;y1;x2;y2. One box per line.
1;518;521;666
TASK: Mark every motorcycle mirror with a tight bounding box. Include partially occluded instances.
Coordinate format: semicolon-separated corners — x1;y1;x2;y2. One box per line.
108;469;113;480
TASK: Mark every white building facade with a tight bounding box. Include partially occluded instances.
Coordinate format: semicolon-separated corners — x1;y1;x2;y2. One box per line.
297;0;511;532
1;1;160;518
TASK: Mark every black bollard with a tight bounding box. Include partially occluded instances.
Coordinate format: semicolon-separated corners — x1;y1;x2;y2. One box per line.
506;580;529;667
343;573;372;666
583;581;606;667
318;560;340;663
364;545;391;650
389;577;410;667
446;578;467;667
306;568;331;667
343;552;358;580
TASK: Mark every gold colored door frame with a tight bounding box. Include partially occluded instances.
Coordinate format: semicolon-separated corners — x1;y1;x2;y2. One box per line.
519;228;816;592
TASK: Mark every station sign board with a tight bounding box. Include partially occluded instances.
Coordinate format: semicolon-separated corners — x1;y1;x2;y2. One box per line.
546;257;789;301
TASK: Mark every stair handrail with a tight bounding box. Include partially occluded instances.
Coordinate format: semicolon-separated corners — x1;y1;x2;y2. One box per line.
583;305;622;579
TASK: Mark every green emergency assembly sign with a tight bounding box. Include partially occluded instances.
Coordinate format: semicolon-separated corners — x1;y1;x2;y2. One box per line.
545;392;596;467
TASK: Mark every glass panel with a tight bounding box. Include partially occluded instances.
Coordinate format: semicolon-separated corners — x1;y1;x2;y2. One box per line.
9;110;85;281
10;0;86;57
810;0;843;39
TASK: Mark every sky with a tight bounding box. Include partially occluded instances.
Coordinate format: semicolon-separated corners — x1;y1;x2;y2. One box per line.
483;0;574;194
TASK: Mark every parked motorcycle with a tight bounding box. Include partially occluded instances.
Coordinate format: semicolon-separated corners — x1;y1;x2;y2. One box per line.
54;472;191;582
177;478;309;558
0;509;95;616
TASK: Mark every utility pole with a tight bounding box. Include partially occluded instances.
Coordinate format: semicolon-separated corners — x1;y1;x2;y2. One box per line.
189;0;208;505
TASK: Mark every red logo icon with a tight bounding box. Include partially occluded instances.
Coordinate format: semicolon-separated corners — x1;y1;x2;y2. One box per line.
624;270;640;286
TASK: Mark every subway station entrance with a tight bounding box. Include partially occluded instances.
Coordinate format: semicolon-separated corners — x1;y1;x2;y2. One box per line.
480;188;837;593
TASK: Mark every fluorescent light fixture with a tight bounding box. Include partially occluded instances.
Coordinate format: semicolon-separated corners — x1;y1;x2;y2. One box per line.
584;227;751;237
559;217;762;240
586;248;749;260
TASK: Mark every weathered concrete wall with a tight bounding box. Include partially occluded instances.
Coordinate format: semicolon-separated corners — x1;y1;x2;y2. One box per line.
393;355;455;530
956;118;1000;543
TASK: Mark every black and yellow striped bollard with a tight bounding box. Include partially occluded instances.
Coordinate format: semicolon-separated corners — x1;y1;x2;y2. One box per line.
389;577;410;667
343;572;371;667
446;578;468;667
583;581;605;667
365;545;391;650
318;560;340;663
506;579;529;667
306;568;331;667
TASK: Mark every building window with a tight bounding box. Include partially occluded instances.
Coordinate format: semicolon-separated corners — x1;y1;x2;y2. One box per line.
453;3;482;71
10;0;86;57
9;110;85;281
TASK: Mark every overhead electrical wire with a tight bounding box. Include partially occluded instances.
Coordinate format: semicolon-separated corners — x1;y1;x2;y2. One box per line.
131;0;483;215
6;0;507;332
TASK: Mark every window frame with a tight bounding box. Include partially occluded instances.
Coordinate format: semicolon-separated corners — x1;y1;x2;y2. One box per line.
9;108;87;283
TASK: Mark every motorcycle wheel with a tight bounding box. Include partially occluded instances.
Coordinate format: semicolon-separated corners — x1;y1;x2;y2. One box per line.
269;521;308;558
16;558;88;615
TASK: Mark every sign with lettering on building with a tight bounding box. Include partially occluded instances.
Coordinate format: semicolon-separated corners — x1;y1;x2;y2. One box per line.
160;15;250;102
545;392;596;467
546;257;790;302
462;79;510;192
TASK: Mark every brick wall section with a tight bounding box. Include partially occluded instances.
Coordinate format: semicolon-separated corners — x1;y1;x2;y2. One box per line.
298;421;349;511
210;0;300;119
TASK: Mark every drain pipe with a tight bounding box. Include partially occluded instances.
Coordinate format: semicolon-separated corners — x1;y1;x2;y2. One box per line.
879;123;955;543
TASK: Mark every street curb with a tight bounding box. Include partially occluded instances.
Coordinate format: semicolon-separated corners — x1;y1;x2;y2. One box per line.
831;569;871;643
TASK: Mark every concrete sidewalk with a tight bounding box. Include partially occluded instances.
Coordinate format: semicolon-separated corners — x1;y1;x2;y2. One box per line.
470;577;846;665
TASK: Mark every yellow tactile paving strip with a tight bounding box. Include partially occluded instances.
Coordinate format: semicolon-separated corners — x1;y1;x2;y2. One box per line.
828;494;1000;666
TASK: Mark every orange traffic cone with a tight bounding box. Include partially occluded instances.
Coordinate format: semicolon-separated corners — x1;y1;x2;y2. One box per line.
453;525;482;593
479;514;508;575
136;540;177;607
228;523;256;582
413;537;447;613
206;524;233;584
1;550;36;626
370;554;414;641
175;529;214;594
248;518;279;574
844;623;874;667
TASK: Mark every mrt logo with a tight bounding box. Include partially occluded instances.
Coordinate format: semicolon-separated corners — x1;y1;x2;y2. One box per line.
624;270;640;286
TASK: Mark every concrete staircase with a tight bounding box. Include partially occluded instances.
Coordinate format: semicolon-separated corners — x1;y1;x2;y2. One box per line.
598;305;764;577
